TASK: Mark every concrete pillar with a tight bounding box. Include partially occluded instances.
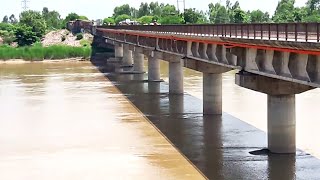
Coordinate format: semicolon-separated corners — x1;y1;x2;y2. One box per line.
123;44;133;65
148;55;160;81
169;59;183;94
203;73;222;115
114;44;123;59
268;94;296;154
236;72;313;154
133;49;144;72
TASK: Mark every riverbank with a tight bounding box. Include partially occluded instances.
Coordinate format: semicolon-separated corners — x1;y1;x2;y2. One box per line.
0;58;89;64
0;44;91;61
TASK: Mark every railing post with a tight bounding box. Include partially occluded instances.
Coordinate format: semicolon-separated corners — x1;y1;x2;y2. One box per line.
317;23;320;42
247;25;249;38
285;24;288;41
295;23;298;41
229;25;232;37
276;24;279;40
269;24;271;40
253;24;256;39
241;25;243;38
235;25;238;38
261;24;263;39
305;23;308;42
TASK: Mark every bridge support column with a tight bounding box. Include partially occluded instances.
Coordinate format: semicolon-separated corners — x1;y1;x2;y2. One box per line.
133;47;144;72
123;44;133;66
169;58;184;94
148;52;161;81
268;94;295;153
203;73;222;115
114;43;123;60
236;72;314;153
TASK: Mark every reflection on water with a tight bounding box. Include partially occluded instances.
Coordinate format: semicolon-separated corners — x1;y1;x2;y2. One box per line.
155;60;320;159
95;59;320;180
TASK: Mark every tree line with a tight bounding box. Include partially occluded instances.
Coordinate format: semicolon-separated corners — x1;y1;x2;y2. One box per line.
1;0;320;47
1;8;88;46
104;0;320;25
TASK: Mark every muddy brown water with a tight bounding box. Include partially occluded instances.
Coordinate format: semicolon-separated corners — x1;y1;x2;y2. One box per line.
1;60;320;179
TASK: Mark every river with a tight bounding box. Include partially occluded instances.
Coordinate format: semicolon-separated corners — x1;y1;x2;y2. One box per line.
0;60;320;179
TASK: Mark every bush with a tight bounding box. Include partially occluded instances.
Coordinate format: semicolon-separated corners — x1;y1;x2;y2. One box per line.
76;33;83;40
80;39;91;47
15;25;39;46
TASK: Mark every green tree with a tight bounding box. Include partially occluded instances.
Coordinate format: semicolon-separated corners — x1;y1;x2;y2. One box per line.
149;2;160;15
162;4;177;15
184;8;208;24
2;16;8;23
0;23;15;32
138;16;154;24
0;30;15;45
14;25;39;46
42;7;62;29
9;14;18;24
272;0;296;22
233;8;249;23
250;10;270;23
103;17;115;25
78;16;89;20
113;4;131;17
19;10;47;38
65;13;80;22
115;14;131;24
159;15;183;24
138;2;150;17
209;3;229;23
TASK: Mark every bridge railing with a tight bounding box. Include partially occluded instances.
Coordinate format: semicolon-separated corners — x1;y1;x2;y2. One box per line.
98;23;320;42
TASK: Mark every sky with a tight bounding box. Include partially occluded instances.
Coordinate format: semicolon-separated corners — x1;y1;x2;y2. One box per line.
0;0;309;20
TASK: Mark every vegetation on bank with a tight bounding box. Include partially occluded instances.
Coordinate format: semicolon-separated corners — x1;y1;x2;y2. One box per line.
103;0;320;25
1;8;89;47
0;44;91;61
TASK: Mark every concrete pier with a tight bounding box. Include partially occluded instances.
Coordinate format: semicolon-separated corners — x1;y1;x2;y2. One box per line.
268;94;296;153
169;59;184;94
236;72;313;153
133;48;144;72
148;53;161;81
114;43;123;59
123;44;133;66
203;73;222;115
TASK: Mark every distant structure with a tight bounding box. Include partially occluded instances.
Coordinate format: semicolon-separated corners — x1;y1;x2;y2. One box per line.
176;0;186;13
21;0;29;11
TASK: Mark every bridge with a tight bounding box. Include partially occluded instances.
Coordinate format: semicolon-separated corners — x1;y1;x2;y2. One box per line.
79;22;320;154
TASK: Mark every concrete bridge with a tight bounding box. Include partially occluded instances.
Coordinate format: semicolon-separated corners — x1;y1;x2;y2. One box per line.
85;23;320;154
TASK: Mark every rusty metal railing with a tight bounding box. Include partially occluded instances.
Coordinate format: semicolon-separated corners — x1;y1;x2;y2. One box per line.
98;23;320;43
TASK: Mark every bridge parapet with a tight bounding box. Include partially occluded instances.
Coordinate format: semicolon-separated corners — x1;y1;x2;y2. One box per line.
98;23;320;43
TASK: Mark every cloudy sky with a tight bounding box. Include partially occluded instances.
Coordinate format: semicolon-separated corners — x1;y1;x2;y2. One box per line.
0;0;308;20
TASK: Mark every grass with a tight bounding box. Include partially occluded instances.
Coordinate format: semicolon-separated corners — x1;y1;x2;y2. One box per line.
80;39;91;47
0;44;91;61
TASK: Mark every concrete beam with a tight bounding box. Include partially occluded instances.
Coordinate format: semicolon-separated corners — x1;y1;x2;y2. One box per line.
184;57;231;74
235;72;314;95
